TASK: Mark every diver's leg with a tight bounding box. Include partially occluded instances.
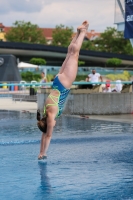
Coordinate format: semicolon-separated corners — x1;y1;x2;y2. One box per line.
58;21;88;75
58;25;88;88
58;31;80;74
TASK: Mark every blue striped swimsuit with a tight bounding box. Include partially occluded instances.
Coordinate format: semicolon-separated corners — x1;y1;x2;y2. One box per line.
52;76;70;117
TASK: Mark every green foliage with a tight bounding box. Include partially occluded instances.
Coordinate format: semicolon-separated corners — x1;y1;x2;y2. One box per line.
81;40;96;51
123;41;133;55
52;24;73;47
94;27;133;55
21;71;54;82
21;71;41;82
78;60;85;66
33;74;42;82
21;71;33;82
5;21;46;44
106;70;131;81
29;58;46;65
47;74;54;82
75;75;87;81
21;70;131;83
81;27;133;55
123;70;131;79
106;58;122;67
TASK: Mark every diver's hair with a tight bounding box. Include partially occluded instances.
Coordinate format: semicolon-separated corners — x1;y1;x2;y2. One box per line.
37;110;47;133
37;117;47;133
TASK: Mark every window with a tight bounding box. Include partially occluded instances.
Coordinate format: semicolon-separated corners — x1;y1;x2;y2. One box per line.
0;28;3;32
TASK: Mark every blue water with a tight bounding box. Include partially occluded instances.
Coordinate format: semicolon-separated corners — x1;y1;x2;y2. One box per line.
0;111;133;200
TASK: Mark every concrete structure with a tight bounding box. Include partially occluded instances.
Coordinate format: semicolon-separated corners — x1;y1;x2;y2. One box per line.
1;97;133;124
0;41;133;68
37;90;133;115
0;54;21;81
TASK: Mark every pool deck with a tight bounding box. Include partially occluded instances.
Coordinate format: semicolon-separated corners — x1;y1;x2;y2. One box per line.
0;98;37;113
0;98;133;123
86;114;133;124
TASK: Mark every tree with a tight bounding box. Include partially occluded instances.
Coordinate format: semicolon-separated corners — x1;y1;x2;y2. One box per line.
81;40;96;51
52;24;73;47
78;60;85;66
29;58;46;65
106;58;122;67
5;21;46;44
21;71;35;82
94;27;133;55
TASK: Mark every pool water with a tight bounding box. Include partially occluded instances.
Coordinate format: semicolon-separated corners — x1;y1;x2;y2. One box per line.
0;111;133;200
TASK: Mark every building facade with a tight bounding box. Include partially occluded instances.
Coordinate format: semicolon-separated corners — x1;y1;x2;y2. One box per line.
0;23;6;41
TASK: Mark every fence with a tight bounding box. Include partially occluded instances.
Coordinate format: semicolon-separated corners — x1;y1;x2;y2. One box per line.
0;81;132;99
0;81;132;87
0;81;133;114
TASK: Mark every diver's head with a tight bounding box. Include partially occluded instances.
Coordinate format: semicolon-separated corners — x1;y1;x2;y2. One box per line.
37;116;47;133
37;110;56;133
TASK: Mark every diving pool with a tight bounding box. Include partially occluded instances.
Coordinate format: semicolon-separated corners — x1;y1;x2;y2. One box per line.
0;111;133;200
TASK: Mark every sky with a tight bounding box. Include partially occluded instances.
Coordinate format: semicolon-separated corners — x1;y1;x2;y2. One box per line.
0;0;117;32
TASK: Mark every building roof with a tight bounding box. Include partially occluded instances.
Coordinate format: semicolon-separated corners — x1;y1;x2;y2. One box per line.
39;28;54;40
4;27;11;33
0;23;5;28
86;30;101;40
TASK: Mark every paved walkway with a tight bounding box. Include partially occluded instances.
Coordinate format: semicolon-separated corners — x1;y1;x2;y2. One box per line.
89;114;133;124
0;98;37;113
0;98;133;123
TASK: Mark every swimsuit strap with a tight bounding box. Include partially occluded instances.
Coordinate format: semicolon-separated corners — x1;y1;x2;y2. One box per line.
43;90;60;116
48;94;59;105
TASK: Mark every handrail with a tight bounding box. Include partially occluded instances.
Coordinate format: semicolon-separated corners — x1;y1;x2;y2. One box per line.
0;81;132;87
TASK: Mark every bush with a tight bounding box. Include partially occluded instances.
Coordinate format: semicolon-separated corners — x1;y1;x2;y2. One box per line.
106;58;122;67
106;70;131;81
21;71;34;82
21;71;41;82
29;58;46;65
21;72;55;82
78;60;85;66
33;74;41;82
75;75;87;81
47;74;54;82
123;71;131;79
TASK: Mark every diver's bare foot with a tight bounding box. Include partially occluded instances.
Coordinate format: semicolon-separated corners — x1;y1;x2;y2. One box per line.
38;154;47;160
82;20;88;25
77;21;89;32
